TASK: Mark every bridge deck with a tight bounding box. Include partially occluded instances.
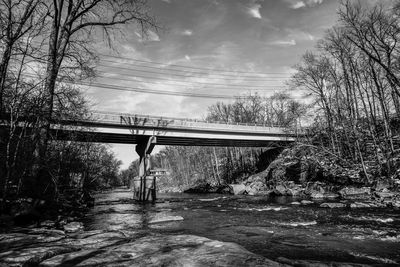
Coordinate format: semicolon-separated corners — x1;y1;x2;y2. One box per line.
2;112;300;146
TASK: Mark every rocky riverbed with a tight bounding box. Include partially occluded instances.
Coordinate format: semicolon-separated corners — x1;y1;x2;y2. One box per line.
1;188;400;266
0;229;280;266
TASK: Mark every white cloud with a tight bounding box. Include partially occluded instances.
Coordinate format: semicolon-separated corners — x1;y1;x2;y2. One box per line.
285;0;324;9
181;29;193;36
291;1;306;9
287;29;316;41
134;30;160;42
269;39;296;46
247;4;262;19
147;30;160;42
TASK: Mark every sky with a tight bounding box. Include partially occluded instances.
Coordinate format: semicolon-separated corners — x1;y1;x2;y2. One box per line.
84;0;355;168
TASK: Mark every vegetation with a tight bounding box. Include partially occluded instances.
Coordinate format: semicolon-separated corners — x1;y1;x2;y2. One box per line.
290;0;400;183
123;1;400;191
0;0;156;211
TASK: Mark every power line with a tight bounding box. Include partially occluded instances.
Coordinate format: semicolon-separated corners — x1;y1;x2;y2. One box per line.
74;81;306;100
22;74;306;100
95;68;285;88
99;54;294;76
99;58;292;80
95;72;286;90
77;82;267;99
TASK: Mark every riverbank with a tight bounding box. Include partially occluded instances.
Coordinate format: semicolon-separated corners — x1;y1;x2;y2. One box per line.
183;144;400;209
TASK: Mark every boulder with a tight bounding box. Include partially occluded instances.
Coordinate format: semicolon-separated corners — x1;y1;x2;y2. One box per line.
63;222;84;233
310;191;324;199
323;193;340;199
375;191;397;199
285;184;304;196
320;203;346;209
301;200;313;205
273;185;287;196
245;186;258;196
339;187;371;199
40;234;281;267
149;215;184;224
229;184;247;195
350;202;371;208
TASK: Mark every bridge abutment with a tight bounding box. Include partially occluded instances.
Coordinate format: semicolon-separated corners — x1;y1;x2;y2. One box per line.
134;136;157;202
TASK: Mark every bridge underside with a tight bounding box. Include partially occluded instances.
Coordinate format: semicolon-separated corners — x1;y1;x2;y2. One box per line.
51;129;293;147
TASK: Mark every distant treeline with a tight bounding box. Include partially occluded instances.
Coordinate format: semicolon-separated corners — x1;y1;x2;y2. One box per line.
122;93;306;189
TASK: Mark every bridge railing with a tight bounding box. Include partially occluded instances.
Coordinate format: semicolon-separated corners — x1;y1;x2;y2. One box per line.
83;111;296;134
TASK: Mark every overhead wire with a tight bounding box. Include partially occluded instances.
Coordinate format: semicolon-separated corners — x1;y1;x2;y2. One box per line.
98;53;294;76
99;58;292;80
73;81;273;99
95;72;286;90
95;68;285;88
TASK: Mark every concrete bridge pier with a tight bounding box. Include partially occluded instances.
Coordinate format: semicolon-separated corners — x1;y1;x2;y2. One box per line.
134;136;157;202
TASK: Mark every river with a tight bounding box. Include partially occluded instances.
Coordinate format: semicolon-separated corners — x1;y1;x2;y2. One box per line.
82;188;400;266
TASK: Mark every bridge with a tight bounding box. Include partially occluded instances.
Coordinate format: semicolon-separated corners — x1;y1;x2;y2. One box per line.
54;112;298;147
3;111;300;202
52;111;300;202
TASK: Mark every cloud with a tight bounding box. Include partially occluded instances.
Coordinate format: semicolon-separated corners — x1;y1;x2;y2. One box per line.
291;1;306;9
247;3;262;19
181;29;193;36
147;30;160;42
287;29;316;41
285;0;324;9
269;39;296;46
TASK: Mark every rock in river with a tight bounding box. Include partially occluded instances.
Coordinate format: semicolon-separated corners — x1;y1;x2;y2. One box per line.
320;202;346;209
339;187;371;199
63;221;84;233
229;184;246;195
40;234;282;267
149;215;184;224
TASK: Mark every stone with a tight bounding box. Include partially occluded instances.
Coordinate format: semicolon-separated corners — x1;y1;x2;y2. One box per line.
40;234;281;267
339;187;371;199
350;202;371;208
320;203;346;208
63;222;84;233
375;191;396;199
41;220;56;228
392;201;400;208
310;192;324;199
149;215;184;224
245;186;258;196
286;187;303;196
301;200;313;205
323;193;340;199
229;184;246;195
291;202;301;205
273;185;287;196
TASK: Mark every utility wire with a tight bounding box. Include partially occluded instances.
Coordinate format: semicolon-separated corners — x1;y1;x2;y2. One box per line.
95;72;286;90
76;82;267;99
95;69;284;88
99;53;294;76
99;58;292;80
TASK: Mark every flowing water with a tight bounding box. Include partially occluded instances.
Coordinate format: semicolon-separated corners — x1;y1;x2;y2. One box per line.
83;188;400;266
